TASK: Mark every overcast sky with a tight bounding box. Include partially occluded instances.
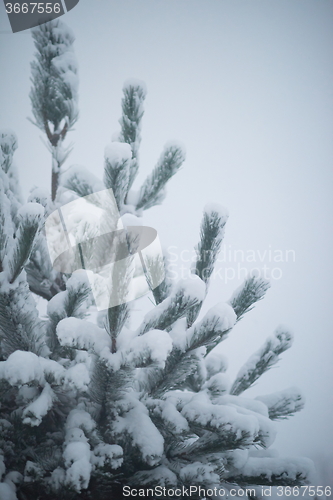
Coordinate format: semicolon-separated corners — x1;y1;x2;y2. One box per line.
1;0;333;483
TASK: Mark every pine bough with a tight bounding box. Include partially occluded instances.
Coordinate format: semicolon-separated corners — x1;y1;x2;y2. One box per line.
0;20;313;500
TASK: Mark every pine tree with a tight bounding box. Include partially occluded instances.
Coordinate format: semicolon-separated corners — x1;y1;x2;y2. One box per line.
0;19;314;500
25;19;79;302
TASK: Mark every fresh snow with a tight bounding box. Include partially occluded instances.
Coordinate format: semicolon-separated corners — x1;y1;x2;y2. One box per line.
204;202;229;224
137;275;206;335
61;164;104;195
148;399;189;433
56;317;111;354
186;302;237;350
127;329;173;367
65;363;90;391
216;395;269;417
163;140;186;162
123;78;147;95
256;387;305;415
181;392;260;443
113;396;164;465
203;372;230;395
131;465;177;487
63;419;92;492
91;444;123;469
179;462;219;486
238;456;314;482
16;202;44;221
22;383;55;426
104;142;132;163
52;50;79;95
0;351;45;386
234;327;293;385
205;350;228;376
66;409;96;433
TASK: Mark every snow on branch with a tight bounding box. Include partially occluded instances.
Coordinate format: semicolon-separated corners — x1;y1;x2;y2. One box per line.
118;79;146;191
91;443;123;470
56;317;111;354
30;19;78;200
0;129;17;175
0;279;46;357
61;165;104;199
104;142;132;209
125;329;173;368
0;181;13;274
22;382;56;427
63;427;92;492
0;143;47;358
225;456;314;486
181;394;260;450
229;276;270;321
138;276;205;335
185;302;236;352
142;252;171;305
112;396;164;466
7;203;44;284
143;302;235;397
0;130;22;228
47;271;92;352
119;79;146;159
205;350;228;378
179;462;220;487
30;19;78;135
193;203;228;285
136;142;186;211
129;465;177;488
256;387;305;421
230;327;293;396
145;302;235;396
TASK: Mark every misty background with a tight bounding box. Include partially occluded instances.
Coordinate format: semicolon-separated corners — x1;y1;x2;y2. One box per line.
1;0;332;485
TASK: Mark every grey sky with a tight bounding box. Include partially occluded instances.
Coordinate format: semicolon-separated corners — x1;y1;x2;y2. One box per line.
1;0;333;482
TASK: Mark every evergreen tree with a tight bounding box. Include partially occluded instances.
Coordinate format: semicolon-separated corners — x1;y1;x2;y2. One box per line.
26;19;78;301
0;19;314;500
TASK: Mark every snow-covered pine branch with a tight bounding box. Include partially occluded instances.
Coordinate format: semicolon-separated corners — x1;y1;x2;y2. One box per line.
0;279;46;358
46;272;91;353
25;187;67;300
118;79;146;192
0;133;47;359
7;204;44;284
193;203;229;285
230;327;293;396
0;130;17;175
61;165;104;199
187;203;229;327
30;20;78;134
256;387;305;420
229;275;271;321
30;19;78;200
104;142;132;210
0;131;22;226
224;456;314;487
137;276;206;336
186;302;236;352
136;142;186;211
143;252;172;305
144;303;236;397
